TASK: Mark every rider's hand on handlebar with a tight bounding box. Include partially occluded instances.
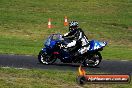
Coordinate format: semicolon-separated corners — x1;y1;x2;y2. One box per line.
60;44;67;49
62;35;65;38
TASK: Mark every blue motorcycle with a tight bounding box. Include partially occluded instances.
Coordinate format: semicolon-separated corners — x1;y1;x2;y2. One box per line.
38;33;107;67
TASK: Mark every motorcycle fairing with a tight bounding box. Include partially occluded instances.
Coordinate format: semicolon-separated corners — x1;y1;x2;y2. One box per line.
88;40;107;51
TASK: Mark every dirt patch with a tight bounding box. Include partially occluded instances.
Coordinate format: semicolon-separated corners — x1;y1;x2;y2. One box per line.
128;26;132;31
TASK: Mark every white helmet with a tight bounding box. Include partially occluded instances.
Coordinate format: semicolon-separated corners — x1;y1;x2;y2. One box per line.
69;21;79;27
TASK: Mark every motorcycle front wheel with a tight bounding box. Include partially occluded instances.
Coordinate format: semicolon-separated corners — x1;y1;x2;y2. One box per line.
38;50;56;64
83;52;102;67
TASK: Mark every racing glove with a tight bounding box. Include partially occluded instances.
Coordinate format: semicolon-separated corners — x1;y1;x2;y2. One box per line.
60;44;68;49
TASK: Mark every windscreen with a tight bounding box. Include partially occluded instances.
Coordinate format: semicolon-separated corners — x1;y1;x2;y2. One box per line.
44;34;62;47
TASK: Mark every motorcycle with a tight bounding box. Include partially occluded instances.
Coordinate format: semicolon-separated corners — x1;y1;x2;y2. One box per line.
38;33;107;67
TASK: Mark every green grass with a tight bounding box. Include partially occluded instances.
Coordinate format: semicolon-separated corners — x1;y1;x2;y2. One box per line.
0;0;132;60
0;67;131;88
0;1;131;88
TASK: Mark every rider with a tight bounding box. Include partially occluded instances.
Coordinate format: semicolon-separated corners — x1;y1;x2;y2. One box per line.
62;21;89;55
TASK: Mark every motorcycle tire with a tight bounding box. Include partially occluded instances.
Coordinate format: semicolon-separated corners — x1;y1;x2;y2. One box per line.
38;50;56;65
83;52;102;67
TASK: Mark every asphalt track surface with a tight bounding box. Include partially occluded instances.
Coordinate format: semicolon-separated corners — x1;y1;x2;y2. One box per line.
0;54;132;75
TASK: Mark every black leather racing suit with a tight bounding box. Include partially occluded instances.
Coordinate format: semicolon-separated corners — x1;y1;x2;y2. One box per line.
63;28;89;55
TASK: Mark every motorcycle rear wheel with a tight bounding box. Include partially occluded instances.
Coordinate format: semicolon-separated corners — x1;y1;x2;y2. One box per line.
83;52;102;67
38;50;56;64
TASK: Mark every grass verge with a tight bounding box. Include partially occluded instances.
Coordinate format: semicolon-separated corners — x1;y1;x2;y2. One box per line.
0;0;132;59
0;67;131;88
